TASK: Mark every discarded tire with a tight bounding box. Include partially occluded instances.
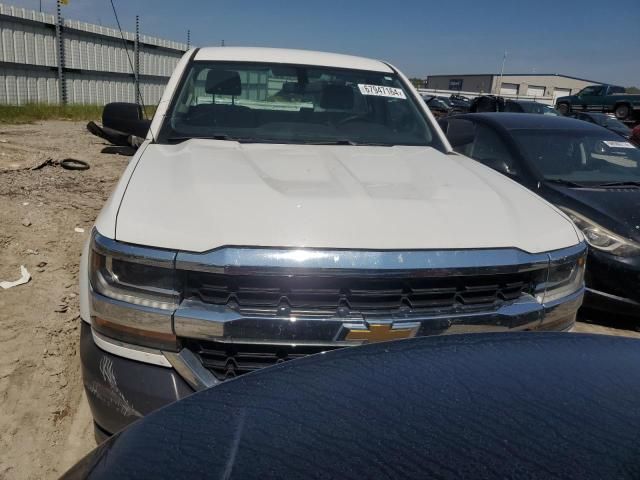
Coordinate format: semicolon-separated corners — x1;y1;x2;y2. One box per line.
60;159;90;171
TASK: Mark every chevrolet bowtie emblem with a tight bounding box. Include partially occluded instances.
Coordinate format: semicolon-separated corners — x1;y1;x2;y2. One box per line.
343;322;420;343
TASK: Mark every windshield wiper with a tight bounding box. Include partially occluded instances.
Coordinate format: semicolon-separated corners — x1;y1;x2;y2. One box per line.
167;136;393;146
302;140;391;146
596;181;640;187
545;179;585;188
167;134;235;144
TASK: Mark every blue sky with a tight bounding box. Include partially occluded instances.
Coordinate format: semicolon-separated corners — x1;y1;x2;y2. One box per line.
9;0;640;86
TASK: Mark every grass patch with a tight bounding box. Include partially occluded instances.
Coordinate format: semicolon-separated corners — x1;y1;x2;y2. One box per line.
0;104;105;124
0;104;158;124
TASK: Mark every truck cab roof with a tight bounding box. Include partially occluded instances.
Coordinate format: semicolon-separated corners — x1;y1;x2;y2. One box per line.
194;47;393;73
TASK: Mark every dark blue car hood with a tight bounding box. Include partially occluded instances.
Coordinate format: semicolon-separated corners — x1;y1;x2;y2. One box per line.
63;333;640;479
544;183;640;242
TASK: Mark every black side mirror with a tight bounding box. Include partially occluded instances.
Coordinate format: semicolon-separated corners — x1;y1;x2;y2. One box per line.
441;119;476;147
447;130;476;147
103;103;151;139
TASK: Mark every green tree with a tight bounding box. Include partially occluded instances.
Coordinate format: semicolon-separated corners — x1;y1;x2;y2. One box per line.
626;86;640;94
409;78;425;89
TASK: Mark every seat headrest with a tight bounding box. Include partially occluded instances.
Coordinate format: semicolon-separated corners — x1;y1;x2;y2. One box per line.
205;70;241;96
319;84;354;110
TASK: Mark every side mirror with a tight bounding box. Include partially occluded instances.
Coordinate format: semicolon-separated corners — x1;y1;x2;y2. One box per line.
103;103;151;139
441;119;476;147
447;130;476;147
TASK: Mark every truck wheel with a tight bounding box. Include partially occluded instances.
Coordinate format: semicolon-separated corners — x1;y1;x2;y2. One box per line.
614;104;630;120
557;103;570;116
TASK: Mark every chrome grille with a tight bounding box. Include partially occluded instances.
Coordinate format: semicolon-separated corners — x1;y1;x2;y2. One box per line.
183;271;535;317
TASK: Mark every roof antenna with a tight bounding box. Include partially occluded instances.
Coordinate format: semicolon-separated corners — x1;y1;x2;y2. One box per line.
108;0;156;142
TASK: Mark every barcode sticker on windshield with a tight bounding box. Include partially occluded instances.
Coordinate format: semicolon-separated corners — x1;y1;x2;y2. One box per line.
358;84;406;99
603;141;635;149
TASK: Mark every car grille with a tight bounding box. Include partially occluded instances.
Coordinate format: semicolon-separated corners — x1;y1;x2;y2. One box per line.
183;340;335;380
183;271;537;318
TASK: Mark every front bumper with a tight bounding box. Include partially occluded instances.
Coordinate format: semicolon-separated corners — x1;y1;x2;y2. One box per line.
81;288;582;438
80;321;194;439
583;249;640;318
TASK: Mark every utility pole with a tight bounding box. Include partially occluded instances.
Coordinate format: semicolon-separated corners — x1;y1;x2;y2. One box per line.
135;15;140;105
221;39;225;47
187;30;191;50
497;51;507;94
55;0;67;104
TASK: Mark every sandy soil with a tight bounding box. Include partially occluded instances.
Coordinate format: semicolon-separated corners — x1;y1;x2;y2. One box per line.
0;121;638;479
0;121;131;480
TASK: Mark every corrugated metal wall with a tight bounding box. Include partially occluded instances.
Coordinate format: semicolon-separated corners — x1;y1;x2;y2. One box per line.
0;3;188;105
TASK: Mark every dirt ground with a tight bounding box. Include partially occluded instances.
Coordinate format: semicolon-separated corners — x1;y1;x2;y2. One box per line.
0;121;131;479
0;121;638;479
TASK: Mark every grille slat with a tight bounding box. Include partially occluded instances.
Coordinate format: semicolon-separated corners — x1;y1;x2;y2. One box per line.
185;272;534;317
188;341;330;380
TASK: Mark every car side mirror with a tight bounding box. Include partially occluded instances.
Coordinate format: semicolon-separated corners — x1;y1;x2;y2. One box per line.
447;130;476;147
103;103;151;139
440;119;476;147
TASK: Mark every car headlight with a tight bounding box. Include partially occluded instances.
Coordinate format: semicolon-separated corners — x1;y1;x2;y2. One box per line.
559;208;640;257
89;230;179;349
90;252;178;310
540;254;586;304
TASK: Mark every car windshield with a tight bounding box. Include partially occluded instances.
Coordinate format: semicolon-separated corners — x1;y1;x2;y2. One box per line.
512;129;640;185
426;97;449;109
518;103;560;115
159;61;438;147
437;97;452;107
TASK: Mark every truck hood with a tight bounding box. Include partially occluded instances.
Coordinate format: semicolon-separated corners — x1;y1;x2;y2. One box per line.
115;140;580;253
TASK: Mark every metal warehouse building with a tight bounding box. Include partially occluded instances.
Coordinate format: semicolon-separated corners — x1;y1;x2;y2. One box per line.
425;73;603;101
0;3;188;105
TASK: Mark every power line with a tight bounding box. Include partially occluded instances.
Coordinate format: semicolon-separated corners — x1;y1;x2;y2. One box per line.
108;0;153;132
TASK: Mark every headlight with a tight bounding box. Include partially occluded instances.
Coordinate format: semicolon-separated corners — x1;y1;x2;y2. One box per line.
541;254;586;304
559;208;640;257
89;231;179;350
90;252;178;310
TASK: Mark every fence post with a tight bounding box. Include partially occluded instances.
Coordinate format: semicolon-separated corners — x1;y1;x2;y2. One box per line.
134;15;140;105
55;0;67;104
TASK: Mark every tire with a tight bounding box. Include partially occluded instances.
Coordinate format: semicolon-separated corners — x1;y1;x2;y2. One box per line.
557;103;571;116
60;158;90;170
614;103;631;120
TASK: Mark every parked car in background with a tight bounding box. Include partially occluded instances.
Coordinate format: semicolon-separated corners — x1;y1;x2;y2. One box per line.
504;100;560;115
80;47;586;441
422;95;452;117
555;84;640;120
470;95;558;115
449;94;471;112
570;112;632;139
63;333;640;480
439;113;640;322
469;95;502;112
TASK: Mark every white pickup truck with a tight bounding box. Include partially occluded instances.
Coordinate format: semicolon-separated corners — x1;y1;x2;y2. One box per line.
79;47;586;441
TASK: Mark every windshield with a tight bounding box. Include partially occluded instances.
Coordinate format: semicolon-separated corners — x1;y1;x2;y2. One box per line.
437;97;452;108
512;129;640;185
518;103;560;115
159;61;439;147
